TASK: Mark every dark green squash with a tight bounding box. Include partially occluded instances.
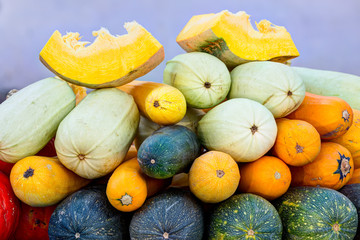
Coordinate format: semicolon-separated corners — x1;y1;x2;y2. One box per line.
275;186;358;239
339;184;360;239
137;125;201;179
208;193;282;240
129;188;204;240
48;185;129;240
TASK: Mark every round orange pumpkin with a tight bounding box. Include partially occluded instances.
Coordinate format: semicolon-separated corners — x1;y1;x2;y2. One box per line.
189;151;240;203
286;92;353;140
272;118;321;166
290;142;354;190
106;158;147;212
346;168;360;185
238;156;291;200
331;109;360;169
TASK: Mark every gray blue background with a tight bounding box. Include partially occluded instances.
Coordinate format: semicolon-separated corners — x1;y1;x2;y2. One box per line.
0;0;359;95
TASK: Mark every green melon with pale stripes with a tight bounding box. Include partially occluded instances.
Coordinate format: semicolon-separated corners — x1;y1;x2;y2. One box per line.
208;193;282;239
275;186;358;239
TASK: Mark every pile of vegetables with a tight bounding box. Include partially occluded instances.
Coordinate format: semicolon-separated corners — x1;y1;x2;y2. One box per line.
1;9;360;240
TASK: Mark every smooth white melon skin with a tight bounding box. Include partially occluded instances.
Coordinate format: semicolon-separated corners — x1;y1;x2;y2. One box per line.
55;88;139;179
163;52;231;109
229;61;305;118
197;98;277;162
0;77;76;163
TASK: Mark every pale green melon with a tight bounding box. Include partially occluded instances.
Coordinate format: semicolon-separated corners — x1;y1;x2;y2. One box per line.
163;52;231;109
197;98;277;162
293;66;360;110
55;88;139;179
229;61;305;118
0;77;76;163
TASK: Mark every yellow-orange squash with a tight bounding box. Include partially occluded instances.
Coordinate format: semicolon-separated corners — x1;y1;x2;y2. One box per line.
331;109;360;169
68;83;87;105
346;168;360;185
286;92;353;140
272;118;321;166
291;142;354;190
145;176;171;197
118;80;187;125
106;158;147;212
123;144;137;162
10;156;90;207
238;156;291;200
189;151;240;203
170;173;190;189
176;10;299;69
40;22;164;89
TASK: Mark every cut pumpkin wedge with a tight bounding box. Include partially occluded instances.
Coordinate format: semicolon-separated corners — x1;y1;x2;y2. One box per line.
40;21;164;89
177;10;299;68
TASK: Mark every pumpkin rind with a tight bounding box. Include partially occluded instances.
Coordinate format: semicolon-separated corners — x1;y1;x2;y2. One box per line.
275;186;358;239
229;61;305;118
163;52;231;109
55;88;139;179
293;66;360;110
118;80;186;125
286;92;353;140
48;185;129;239
40;22;164;89
10;156;90;207
176;10;299;69
290;142;354;190
331;109;360;168
137;125;201;179
272;118;321;166
189;151;240;203
197;98;277;162
208;193;282;239
238;156;291;200
130;188;204;240
0;77;75;163
106;158;147;212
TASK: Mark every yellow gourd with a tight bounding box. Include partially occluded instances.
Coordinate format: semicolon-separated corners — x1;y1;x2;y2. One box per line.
118;80;187;125
10;156;90;207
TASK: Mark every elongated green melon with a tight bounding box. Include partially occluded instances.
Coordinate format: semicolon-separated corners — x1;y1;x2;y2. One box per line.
0;77;76;163
137;125;201;179
55;88;139;179
293;67;360;110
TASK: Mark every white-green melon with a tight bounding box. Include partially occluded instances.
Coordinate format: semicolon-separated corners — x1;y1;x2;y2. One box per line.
55;88;139;179
229;61;305;118
197;98;277;162
163;52;231;109
0;77;76;163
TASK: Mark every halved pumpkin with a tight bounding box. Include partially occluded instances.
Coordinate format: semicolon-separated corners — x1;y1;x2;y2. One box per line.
40;21;164;88
176;10;299;69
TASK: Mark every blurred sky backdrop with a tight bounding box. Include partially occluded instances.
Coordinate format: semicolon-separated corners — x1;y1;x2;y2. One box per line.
0;0;359;96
